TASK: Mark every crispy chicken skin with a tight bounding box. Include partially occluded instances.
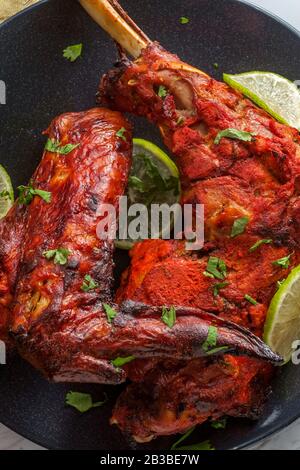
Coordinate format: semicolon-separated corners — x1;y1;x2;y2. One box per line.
1;108;278;385
99;42;300;440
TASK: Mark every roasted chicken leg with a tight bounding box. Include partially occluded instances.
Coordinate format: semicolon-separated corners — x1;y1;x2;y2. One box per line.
78;0;299;441
0;108;278;386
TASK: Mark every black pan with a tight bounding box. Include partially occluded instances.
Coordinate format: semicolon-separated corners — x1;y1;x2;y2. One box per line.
0;0;300;450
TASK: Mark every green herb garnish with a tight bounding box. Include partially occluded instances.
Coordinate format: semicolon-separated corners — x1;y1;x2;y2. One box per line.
45;138;79;155
272;255;292;269
214;128;254;145
116;127;127;141
249;239;272;252
244;294;258;306
66;391;107;413
103;303;118;323
111;356;135;368
231;217;249;238
179;16;190;24
211;417;227;430
157;85;168;99
204;257;227;280
202;326;218;352
161;306;176;329
213;281;230;297
81;274;99;292
43;248;70;265
63;44;83;62
18;182;51;205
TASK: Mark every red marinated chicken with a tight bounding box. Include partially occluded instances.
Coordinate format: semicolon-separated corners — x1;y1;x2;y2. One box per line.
96;18;300;441
0;108;276;386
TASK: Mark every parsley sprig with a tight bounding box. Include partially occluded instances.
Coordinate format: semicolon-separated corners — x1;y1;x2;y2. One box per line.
66;391;107;413
81;275;99;292
161;306;176;328
43;248;70;265
45;138;79;155
204;257;227;280
63;44;83;62
18;182;51;205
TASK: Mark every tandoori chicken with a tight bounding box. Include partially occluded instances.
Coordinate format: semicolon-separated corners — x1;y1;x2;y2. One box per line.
77;0;300;441
0;107;277;388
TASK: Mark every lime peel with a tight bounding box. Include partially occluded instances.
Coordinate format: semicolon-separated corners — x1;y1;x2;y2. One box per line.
264;265;300;363
224;71;300;131
0;164;14;219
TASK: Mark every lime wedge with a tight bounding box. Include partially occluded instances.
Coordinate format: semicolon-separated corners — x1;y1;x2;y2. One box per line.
264;265;300;363
0;164;14;219
224;72;300;130
115;138;181;250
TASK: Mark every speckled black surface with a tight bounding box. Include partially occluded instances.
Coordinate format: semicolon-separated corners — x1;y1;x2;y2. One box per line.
0;0;300;451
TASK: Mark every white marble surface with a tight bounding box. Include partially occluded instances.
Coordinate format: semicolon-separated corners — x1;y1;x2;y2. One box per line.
1;0;300;451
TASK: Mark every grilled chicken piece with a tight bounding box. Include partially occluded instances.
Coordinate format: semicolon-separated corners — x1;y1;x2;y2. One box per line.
1;108;278;384
112;355;273;442
100;42;300;249
116;240;295;337
78;0;298;440
114;240;275;440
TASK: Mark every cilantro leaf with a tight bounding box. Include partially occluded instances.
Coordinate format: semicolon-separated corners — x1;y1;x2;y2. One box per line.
214;128;254;145
179;16;190;24
231;217;249;238
202;326;218;352
81;275;99;292
103;303;118;323
45;138;79;155
244;294;258;306
249;239;272;252
211;417;227;430
204;257;227;280
161;306;176;329
43;248;70;265
272;255;292;269
111;356;135;368
63;44;83;62
66;391;107;413
18;182;51;205
116;127;127;141
157;85;168;99
213;281;230;297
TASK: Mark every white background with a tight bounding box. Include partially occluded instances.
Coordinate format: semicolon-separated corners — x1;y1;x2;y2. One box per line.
1;0;300;451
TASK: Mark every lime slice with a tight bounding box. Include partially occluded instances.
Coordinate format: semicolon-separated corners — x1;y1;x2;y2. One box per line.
116;138;181;250
224;72;300;130
264;265;300;363
0;164;14;219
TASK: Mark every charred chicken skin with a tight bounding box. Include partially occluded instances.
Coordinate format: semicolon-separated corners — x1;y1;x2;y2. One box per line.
0;108;278;386
80;0;300;442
